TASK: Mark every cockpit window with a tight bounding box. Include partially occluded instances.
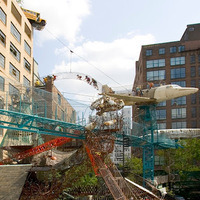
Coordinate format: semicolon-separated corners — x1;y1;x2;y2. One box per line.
171;84;181;88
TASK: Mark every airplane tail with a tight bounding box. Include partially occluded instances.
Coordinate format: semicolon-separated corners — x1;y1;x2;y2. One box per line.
102;85;114;94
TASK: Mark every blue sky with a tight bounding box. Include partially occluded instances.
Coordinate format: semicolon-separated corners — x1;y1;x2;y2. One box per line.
21;0;200;113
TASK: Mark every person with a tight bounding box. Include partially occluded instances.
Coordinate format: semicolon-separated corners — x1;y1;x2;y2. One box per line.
77;74;82;80
52;74;56;81
91;78;98;89
148;82;154;89
35;79;40;86
43;77;47;84
85;75;90;84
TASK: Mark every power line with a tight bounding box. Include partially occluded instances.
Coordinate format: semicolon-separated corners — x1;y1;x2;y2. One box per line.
45;28;129;92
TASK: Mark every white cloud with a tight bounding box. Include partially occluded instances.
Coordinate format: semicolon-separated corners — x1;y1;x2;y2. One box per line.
53;33;156;87
23;0;91;44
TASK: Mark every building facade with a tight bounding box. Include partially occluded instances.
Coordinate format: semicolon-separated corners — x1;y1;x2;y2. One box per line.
0;0;34;87
110;107;132;165
0;0;34;144
133;23;200;129
0;0;76;147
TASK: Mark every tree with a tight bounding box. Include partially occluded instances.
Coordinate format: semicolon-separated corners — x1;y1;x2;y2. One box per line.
158;138;200;180
119;156;143;181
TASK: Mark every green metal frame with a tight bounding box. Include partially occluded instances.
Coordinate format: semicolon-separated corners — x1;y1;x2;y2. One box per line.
137;104;157;183
0;109;85;140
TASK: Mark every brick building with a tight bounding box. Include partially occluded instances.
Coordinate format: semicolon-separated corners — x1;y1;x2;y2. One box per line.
133;23;200;129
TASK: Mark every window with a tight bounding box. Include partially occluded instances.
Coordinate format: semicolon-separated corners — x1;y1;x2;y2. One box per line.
157;123;166;130
155;156;164;165
191;120;197;128
0;76;4;91
0;53;5;69
171;81;186;87
156;109;166;120
159;48;165;55
61;110;64;121
23;76;30;87
178;45;185;52
146;59;165;68
24;58;31;72
157;101;166;107
171;68;185;79
171;96;186;105
191;107;196;118
0;7;6;25
199;66;200;76
25;23;31;39
190;55;196;64
11;2;21;25
10;42;20;62
147;70;165;81
9;83;19;95
191;80;196;87
170;57;185;66
170;46;176;53
172;121;186;129
0;30;6;46
58;93;61;105
191;66;196;77
146;49;152;56
11;23;21;43
24;40;31;56
198;55;200;63
191;94;196;104
172;108;186;119
9;63;20;81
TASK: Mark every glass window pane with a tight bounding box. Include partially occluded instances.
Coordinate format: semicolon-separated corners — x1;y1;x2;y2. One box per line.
11;23;21;43
0;76;5;91
0;7;6;25
24;58;31;72
9;63;20;81
0;30;6;46
24;40;31;56
0;53;5;69
159;48;165;55
10;42;20;62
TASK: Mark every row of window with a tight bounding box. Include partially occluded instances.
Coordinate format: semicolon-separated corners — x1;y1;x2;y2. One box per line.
147;68;186;81
156;105;199;120
0;28;31;56
0;76;30;93
146;57;185;69
146;45;185;56
0;50;31;73
158;94;199;107
0;5;32;39
156;108;187;120
157;121;187;129
158;120;198;129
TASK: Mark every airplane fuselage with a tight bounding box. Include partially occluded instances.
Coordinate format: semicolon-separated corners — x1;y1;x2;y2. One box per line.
142;84;199;103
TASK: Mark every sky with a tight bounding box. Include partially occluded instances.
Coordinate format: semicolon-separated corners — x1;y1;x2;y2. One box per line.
21;0;200;116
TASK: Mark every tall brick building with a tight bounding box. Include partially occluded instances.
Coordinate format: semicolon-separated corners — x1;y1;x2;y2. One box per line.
133;23;200;129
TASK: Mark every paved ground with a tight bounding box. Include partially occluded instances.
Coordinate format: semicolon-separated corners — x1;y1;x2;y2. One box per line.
0;164;32;200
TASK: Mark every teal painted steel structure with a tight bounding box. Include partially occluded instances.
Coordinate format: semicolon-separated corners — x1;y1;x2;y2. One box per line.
0;84;178;183
0;109;85;141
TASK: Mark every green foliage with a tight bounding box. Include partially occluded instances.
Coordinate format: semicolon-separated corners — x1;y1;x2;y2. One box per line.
157;138;200;180
119;156;143;181
36;170;62;182
64;159;98;187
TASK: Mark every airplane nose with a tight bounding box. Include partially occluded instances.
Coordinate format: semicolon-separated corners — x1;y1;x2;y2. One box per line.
178;87;199;95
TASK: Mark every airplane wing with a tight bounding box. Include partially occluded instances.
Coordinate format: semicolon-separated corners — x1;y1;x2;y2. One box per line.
104;93;156;105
